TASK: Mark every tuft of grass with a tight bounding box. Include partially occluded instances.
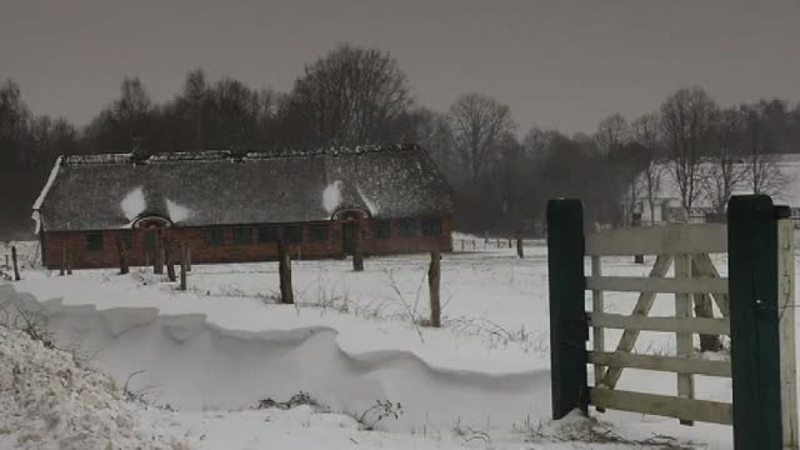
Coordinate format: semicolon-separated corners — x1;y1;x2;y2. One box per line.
255;391;327;412
353;399;404;431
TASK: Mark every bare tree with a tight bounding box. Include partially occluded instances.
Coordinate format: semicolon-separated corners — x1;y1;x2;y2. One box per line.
704;108;747;213
595;113;629;154
632;113;663;224
741;105;787;196
404;108;458;181
660;87;717;212
449;92;516;181
85;76;156;152
283;44;412;146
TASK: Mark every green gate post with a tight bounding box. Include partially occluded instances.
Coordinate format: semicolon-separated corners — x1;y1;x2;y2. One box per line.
547;199;588;419
728;195;784;449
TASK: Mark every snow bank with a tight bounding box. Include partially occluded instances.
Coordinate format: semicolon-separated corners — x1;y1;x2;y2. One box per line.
0;323;187;450
0;284;549;435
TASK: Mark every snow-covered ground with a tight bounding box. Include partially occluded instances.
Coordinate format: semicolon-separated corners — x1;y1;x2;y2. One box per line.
0;238;744;448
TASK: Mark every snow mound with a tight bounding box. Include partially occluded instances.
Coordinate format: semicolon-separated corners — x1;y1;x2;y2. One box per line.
0;325;188;450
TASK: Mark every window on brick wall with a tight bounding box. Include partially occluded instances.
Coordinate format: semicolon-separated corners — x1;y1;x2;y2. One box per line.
234;227;253;245
206;228;225;246
257;225;279;243
421;218;443;237
86;232;104;251
372;220;391;239
144;231;157;250
285;225;304;243
117;231;133;249
309;224;329;241
397;219;417;238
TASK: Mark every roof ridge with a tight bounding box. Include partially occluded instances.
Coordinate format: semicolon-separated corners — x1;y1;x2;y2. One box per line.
62;144;422;165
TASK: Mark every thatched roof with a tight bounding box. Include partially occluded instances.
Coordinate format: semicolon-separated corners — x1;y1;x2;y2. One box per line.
33;144;454;232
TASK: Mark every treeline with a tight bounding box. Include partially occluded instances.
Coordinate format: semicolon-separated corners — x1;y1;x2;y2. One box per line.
2;44;800;238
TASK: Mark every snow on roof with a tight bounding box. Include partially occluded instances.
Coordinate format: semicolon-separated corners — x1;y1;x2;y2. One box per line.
31;155;63;234
34;145;454;231
322;180;343;214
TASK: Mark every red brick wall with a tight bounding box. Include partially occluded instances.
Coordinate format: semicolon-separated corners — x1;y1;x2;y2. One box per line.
42;217;453;269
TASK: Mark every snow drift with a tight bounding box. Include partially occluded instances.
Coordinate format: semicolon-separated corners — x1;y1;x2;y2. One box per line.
0;284;550;434
0;323;187;450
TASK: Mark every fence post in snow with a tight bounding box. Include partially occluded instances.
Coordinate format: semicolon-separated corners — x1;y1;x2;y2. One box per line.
428;248;441;328
66;250;72;275
279;240;294;304
179;242;187;291
164;237;177;282
153;230;163;275
352;222;364;272
4;254;8;270
546;198;588;420
632;213;644;264
60;245;66;276
11;246;20;281
116;236;129;275
186;246;192;272
516;236;525;259
728;196;798;450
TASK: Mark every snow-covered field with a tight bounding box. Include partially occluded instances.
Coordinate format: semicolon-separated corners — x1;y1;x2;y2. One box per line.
0;238;747;448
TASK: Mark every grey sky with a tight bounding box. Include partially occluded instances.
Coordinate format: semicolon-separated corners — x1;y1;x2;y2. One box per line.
1;0;799;134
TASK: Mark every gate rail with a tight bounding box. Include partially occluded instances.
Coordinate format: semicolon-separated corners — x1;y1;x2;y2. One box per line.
546;196;797;450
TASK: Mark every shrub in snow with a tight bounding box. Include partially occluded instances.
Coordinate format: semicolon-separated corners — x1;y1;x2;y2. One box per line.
0;325;188;450
354;399;404;431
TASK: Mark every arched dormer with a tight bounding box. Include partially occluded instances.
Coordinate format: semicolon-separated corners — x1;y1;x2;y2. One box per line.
132;214;173;229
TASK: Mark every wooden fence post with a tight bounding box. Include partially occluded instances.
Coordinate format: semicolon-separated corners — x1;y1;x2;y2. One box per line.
66;250;72;275
516;236;525;259
428;248;441;327
186;246;192;272
728;195;797;450
353;222;364;272
632;213;644;264
279;240;294;304
60;245;66;276
154;231;163;274
691;258;721;352
11;246;20;281
546;199;588;419
116;236;129;275
165;237;176;282
4;254;8;270
179;242;187;291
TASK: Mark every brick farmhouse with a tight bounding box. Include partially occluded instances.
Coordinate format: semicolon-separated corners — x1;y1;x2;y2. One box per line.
33;144;454;269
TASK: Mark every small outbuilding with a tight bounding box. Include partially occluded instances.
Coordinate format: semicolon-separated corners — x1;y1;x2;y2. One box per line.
32;144;454;269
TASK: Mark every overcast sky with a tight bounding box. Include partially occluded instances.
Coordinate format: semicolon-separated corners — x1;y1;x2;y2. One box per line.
1;0;799;134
